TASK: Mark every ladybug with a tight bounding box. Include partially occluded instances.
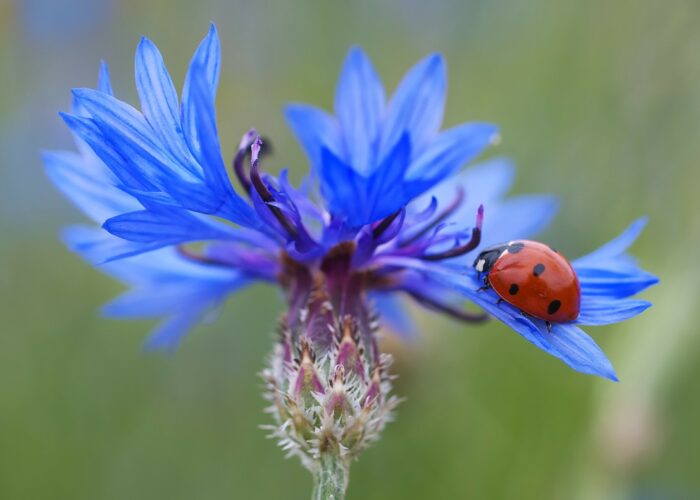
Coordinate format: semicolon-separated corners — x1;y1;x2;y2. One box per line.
473;240;581;329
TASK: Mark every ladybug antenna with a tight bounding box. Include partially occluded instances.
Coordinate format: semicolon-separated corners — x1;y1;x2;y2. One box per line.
421;205;483;261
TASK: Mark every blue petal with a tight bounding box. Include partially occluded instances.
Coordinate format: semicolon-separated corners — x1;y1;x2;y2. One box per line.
62;110;229;218
103;207;236;246
371;292;418;340
97;60;113;95
541;323;618;381
63;232;250;351
573;218;658;299
99;244;242;283
479;194;559;249
60;112;151;190
135;37;192;162
576;267;659;299
72;88;201;183
577;297;652;326
406;122;499;187
573;218;647;268
361;134;412;224
379;53;446;160
62;225;160;264
414;157;516;220
414;156;558;260
187;66;263;229
181;24;221;160
334;47;385;174
285;104;343;172
104;287;209;318
103;276;246;318
320;134;412;227
461;280;618;381
317;147;358;221
97;243;248;352
43;150;140;223
143;309;203;352
387;259;619;381
458;158;516;202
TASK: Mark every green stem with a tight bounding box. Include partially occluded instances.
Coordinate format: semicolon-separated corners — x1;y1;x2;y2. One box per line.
311;453;350;500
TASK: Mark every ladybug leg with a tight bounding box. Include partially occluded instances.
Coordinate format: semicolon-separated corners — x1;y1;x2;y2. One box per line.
545;321;552;333
496;298;505;306
476;274;491;293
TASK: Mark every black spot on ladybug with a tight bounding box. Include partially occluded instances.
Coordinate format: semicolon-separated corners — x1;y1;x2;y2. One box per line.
507;242;524;253
533;263;545;276
508;284;519;295
548;300;561;315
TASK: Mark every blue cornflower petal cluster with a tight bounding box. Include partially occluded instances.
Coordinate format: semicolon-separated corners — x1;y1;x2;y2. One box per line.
45;24;656;379
286;48;499;227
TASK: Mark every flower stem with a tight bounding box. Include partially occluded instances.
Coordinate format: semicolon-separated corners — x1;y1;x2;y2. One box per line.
311;453;350;500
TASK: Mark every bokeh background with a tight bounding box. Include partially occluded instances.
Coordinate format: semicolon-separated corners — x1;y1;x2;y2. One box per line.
1;0;698;498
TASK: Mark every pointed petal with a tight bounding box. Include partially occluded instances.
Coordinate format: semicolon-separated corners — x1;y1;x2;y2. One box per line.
543;323;618;381
573;219;658;299
445;157;516;205
479;194;559;249
103;207;236;245
405;122;499;194
71;88;200;183
98;244;243;283
371;292;418;340
60;112;151;190
413;157;516;219
334;47;385;173
576;267;659;299
181;24;221;159
463;277;618;381
98;60;114;95
360;134;412;225
187;66;262;228
573;218;648;268
379;53;446;159
391;261;619;381
103;275;247;318
43;150;140;223
285;104;343;172
319;134;412;227
135;37;192;161
143;309;203;351
62;225;160;264
577;297;652;326
318;146;360;221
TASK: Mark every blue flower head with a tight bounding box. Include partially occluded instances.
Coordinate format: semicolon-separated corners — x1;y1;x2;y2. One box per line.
45;24;657;381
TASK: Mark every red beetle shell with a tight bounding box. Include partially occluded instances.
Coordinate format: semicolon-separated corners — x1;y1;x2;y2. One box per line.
481;241;581;322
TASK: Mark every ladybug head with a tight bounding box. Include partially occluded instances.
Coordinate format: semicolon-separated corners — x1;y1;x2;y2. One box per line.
473;243;512;274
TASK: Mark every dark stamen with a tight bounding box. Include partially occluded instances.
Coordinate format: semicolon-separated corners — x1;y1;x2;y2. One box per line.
406;290;489;323
232;129;257;195
372;210;402;239
250;138;299;239
400;186;465;246
421;205;483;261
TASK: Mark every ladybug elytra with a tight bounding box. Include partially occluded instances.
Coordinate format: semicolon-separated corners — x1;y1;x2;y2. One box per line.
473;240;581;327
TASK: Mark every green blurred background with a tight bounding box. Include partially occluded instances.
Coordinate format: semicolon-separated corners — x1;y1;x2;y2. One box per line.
1;0;698;498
